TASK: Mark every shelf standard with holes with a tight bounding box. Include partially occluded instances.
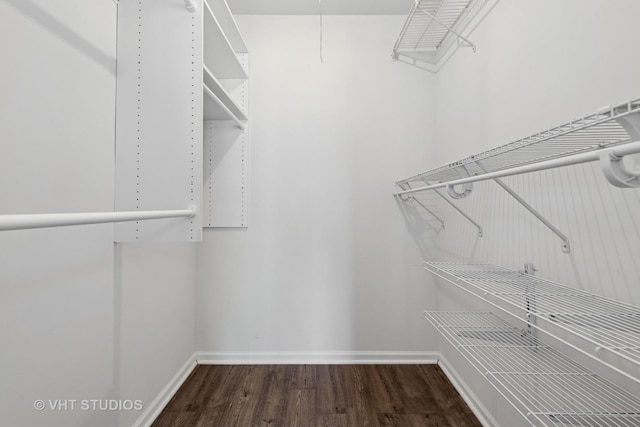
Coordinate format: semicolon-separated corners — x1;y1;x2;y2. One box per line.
425;311;640;426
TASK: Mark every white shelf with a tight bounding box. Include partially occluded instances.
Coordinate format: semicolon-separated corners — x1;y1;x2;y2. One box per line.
397;98;640;187
203;65;247;122
425;311;640;427
203;0;247;79
393;0;487;66
205;0;247;54
424;262;640;381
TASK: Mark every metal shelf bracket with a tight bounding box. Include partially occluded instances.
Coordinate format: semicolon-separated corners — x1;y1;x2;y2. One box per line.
410;197;445;230
476;161;571;253
430;184;483;237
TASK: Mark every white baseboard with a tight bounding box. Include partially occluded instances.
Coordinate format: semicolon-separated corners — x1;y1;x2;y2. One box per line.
438;354;498;427
132;352;198;427
195;350;439;365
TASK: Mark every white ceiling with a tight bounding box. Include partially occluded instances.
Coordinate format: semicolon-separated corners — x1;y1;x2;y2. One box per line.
227;0;414;15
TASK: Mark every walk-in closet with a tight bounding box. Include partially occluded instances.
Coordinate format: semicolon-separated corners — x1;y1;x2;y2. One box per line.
1;0;639;426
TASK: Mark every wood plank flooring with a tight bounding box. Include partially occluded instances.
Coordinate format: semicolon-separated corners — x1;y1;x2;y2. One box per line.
152;364;481;426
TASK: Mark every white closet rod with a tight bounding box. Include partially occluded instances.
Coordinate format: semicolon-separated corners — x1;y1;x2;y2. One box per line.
396;140;640;196
0;207;196;231
203;84;246;130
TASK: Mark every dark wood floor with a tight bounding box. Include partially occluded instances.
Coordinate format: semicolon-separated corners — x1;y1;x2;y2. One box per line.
152;364;481;427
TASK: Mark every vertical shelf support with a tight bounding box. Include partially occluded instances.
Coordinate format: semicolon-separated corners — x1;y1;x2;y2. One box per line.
476;161;570;253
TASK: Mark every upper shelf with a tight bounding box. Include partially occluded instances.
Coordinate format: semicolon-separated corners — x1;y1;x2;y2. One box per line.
205;0;247;54
203;65;247;123
203;0;247;79
397;97;640;186
393;0;486;66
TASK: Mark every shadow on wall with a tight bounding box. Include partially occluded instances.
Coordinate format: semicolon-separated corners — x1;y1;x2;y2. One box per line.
3;0;116;74
394;194;444;261
395;190;484;263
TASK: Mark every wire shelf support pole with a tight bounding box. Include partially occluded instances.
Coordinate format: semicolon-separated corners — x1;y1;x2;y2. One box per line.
475;160;571;253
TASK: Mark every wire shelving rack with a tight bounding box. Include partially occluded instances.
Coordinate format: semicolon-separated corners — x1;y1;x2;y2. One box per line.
397;98;640;187
425;311;640;426
393;0;486;66
424;262;640;381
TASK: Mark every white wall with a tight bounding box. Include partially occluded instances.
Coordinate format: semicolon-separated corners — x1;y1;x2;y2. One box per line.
0;2;197;426
115;243;197;427
427;0;640;424
197;15;439;356
433;0;640;307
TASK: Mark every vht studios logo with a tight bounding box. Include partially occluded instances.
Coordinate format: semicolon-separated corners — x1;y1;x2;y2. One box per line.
34;399;143;411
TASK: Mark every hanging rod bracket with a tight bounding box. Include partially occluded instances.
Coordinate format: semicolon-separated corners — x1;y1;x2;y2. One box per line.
599;149;640;188
446;165;473;199
476;161;571;253
602;112;640;188
184;0;197;12
430;184;483;237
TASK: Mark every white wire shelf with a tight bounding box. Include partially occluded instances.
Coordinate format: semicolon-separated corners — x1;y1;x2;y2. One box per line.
397;97;640;186
392;0;486;66
424;262;640;379
425;311;640;427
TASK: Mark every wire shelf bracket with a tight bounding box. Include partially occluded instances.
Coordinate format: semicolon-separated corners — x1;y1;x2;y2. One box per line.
475;160;570;253
409;197;445;231
432;186;483;237
425;311;640;427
